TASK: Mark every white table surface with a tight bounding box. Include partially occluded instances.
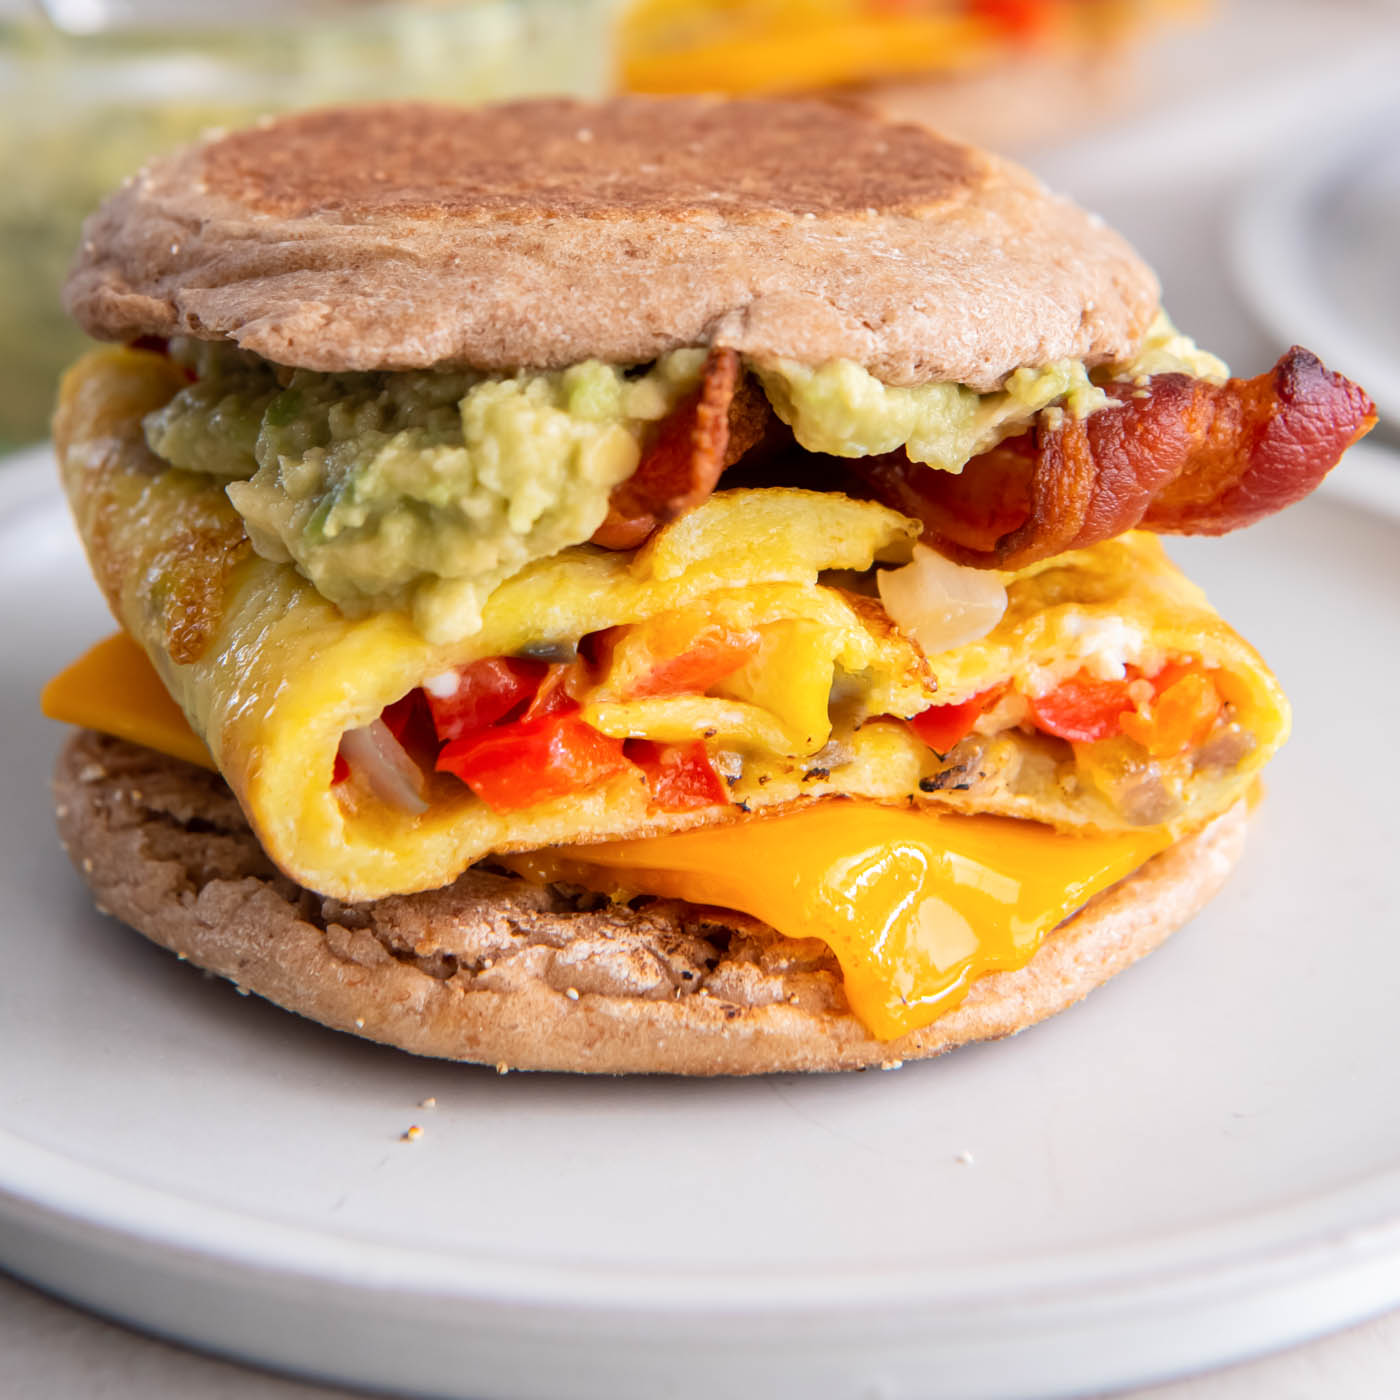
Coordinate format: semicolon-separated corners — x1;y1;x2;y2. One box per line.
6;0;1400;1394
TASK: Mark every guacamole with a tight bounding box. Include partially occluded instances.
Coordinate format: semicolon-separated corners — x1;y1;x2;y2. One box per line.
146;342;708;641
752;313;1226;470
1103;312;1229;384
140;314;1225;643
755;357;1108;471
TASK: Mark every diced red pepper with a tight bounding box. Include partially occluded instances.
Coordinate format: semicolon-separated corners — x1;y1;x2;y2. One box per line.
626;627;760;699
625;739;729;811
1029;661;1223;751
424;657;547;743
332;752;349;785
520;661;590;722
1120;668;1222;757
381;687;438;757
436;711;631;813
969;0;1052;41
908;690;995;755
578;625;622;672
1027;675;1138;743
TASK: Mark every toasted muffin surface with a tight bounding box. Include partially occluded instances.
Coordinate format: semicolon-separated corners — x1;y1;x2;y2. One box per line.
64;97;1158;389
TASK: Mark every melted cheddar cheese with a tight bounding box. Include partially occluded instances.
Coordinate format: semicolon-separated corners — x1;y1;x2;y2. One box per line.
510;804;1170;1039
42;633;215;771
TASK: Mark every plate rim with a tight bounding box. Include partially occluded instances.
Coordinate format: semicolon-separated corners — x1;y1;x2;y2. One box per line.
1230;92;1400;430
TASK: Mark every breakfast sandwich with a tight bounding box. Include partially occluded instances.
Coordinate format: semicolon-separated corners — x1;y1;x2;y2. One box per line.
619;0;1196;149
46;98;1374;1073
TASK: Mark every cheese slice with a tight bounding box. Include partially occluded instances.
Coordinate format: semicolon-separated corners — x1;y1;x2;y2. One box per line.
46;631;1171;1041
510;805;1170;1040
41;633;215;770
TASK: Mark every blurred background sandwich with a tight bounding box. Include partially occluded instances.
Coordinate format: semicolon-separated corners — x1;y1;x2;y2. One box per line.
620;0;1200;147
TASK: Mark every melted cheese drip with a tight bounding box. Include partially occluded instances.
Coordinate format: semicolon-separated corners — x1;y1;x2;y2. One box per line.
512;806;1170;1040
45;633;1171;1042
41;633;215;770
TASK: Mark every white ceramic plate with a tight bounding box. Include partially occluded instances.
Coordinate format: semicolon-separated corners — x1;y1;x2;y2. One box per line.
1232;94;1400;433
3;442;1400;1400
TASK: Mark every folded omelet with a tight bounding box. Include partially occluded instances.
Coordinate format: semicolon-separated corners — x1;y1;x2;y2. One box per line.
45;99;1371;1069
52;342;1287;897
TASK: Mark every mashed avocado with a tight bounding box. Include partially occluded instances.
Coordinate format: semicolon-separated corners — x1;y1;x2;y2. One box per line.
752;313;1226;471
1104;312;1229;384
146;342;708;641
754;357;1109;471
141;314;1225;641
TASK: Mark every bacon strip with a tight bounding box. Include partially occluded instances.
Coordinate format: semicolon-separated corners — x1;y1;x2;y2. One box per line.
591;347;772;550
850;348;1377;570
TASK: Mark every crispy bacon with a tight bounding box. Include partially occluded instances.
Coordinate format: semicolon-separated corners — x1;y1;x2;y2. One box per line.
591;347;772;550
850;348;1377;570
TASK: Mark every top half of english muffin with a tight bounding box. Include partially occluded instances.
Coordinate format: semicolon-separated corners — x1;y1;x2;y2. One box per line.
64;98;1158;392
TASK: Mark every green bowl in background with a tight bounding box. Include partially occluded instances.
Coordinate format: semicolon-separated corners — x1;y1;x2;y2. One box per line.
0;0;618;451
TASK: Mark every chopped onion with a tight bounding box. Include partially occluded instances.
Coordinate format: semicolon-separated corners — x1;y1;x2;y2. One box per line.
877;545;1008;657
338;720;429;815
